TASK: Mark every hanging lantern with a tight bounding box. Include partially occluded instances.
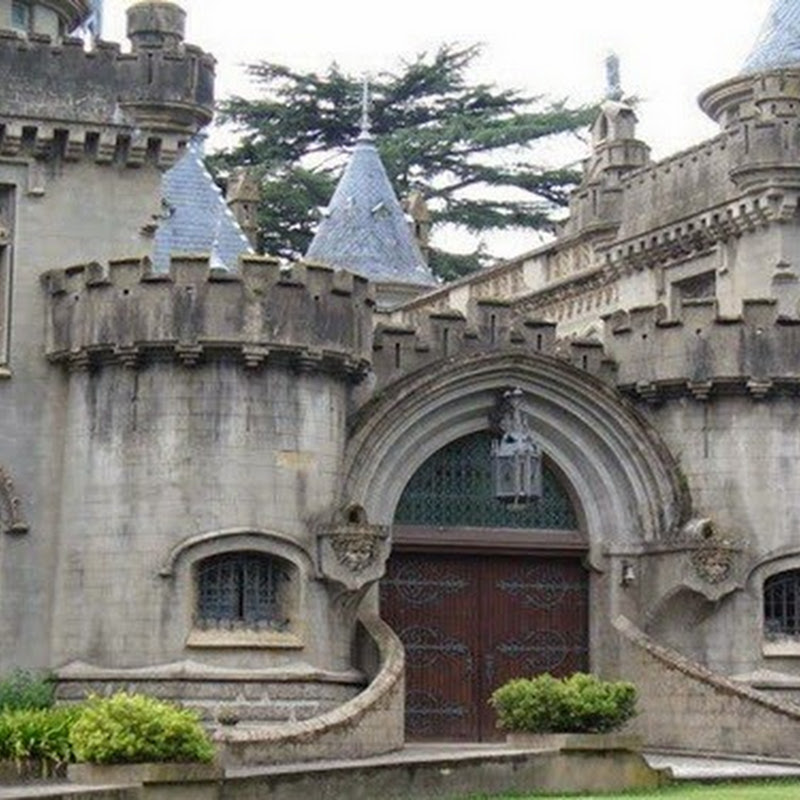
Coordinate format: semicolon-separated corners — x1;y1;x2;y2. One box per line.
491;389;542;504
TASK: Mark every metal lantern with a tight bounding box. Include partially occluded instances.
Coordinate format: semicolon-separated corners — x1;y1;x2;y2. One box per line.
491;389;542;504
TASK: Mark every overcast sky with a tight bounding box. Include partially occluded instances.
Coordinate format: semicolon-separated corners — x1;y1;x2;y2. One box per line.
102;1;774;255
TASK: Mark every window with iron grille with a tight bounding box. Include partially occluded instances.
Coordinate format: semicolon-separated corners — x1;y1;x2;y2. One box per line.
394;431;577;530
196;552;290;631
764;570;800;638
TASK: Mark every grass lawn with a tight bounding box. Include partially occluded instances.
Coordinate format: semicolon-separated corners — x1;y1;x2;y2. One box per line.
463;780;800;799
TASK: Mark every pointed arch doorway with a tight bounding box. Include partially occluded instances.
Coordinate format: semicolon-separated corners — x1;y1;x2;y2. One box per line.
379;430;589;741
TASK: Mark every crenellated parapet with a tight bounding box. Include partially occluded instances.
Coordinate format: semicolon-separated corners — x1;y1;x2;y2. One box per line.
41;255;374;378
0;28;214;160
372;299;616;390
606;298;800;402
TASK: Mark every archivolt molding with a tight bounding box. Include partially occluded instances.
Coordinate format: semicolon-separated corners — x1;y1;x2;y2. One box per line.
158;528;314;578
345;352;687;549
0;465;28;535
745;547;800;587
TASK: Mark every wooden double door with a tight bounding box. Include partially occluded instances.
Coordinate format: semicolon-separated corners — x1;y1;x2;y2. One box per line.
380;551;589;741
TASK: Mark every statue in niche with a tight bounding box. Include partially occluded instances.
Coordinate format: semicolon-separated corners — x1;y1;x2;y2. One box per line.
0;466;28;535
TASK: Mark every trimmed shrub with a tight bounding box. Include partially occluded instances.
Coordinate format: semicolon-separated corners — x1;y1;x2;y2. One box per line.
490;672;637;733
0;706;81;765
0;670;55;712
69;693;215;764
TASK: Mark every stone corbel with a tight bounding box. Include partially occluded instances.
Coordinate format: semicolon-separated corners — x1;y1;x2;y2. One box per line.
316;507;390;594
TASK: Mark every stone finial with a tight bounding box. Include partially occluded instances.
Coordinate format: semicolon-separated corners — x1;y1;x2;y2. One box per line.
404;190;431;263
227;167;261;249
126;1;186;52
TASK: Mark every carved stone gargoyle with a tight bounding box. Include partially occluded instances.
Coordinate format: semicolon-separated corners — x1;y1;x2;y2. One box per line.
316;505;390;593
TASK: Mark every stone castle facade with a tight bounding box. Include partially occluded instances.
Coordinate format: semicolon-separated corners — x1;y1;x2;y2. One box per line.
5;0;800;765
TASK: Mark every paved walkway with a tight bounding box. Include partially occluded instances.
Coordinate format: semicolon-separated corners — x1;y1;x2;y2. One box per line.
645;751;800;780
4;747;800;798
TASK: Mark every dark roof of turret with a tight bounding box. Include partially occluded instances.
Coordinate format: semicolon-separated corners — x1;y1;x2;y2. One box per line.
742;0;800;74
305;130;436;287
154;137;253;271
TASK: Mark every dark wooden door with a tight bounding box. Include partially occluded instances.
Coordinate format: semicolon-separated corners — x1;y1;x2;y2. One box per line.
380;551;589;741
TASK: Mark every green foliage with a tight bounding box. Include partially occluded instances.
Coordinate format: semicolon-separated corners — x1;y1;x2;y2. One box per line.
211;44;597;279
69;693;215;764
0;706;81;765
490;672;637;734
0;670;56;712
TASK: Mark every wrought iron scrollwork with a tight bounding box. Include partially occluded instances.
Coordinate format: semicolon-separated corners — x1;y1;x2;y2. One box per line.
498;564;585;609
400;625;473;673
405;690;469;735
382;561;469;607
394;432;577;530
496;630;587;673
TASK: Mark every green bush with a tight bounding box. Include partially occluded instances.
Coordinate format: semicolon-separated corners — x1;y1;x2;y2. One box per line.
0;706;82;765
490;672;637;734
69;693;215;764
0;670;55;712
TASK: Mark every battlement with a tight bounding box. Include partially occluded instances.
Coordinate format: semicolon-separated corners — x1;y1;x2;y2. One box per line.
41;255;374;377
372;300;616;391
0;29;214;145
606;298;800;402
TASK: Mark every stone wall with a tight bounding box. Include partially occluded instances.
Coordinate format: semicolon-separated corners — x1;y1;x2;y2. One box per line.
371;301;614;393
42;255;373;376
216;614;405;766
0;30;214;133
615;615;800;758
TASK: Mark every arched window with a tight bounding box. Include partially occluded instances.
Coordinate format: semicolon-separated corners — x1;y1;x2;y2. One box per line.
764;570;800;639
196;552;290;632
394;431;578;530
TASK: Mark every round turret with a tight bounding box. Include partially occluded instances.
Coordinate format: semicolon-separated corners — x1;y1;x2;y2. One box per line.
126;0;186;52
4;0;90;37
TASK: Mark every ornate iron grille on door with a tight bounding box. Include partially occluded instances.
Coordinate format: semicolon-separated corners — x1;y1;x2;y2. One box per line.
394;431;577;529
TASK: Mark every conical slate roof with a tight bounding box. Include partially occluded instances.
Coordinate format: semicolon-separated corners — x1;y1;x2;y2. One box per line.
306;131;436;287
153;137;253;271
742;0;800;74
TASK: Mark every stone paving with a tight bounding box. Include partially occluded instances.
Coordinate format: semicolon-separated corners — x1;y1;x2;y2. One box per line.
4;747;800;798
644;751;800;780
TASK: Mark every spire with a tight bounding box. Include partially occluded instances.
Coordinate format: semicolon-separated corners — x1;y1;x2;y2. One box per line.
605;52;623;102
742;0;800;74
153;137;254;271
305;86;436;298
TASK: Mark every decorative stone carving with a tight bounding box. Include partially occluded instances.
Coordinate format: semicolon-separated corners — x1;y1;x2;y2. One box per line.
0;466;28;535
682;518;740;587
690;544;735;584
317;506;390;593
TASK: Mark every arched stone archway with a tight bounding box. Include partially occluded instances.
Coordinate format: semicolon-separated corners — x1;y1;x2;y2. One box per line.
345;351;686;549
344;351;687;740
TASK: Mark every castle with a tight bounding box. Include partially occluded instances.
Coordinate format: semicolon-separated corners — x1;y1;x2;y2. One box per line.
5;0;800;766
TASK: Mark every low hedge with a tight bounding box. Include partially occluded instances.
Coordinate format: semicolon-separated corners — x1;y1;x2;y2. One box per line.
69;693;215;764
0;689;215;769
490;672;637;734
0;706;81;765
